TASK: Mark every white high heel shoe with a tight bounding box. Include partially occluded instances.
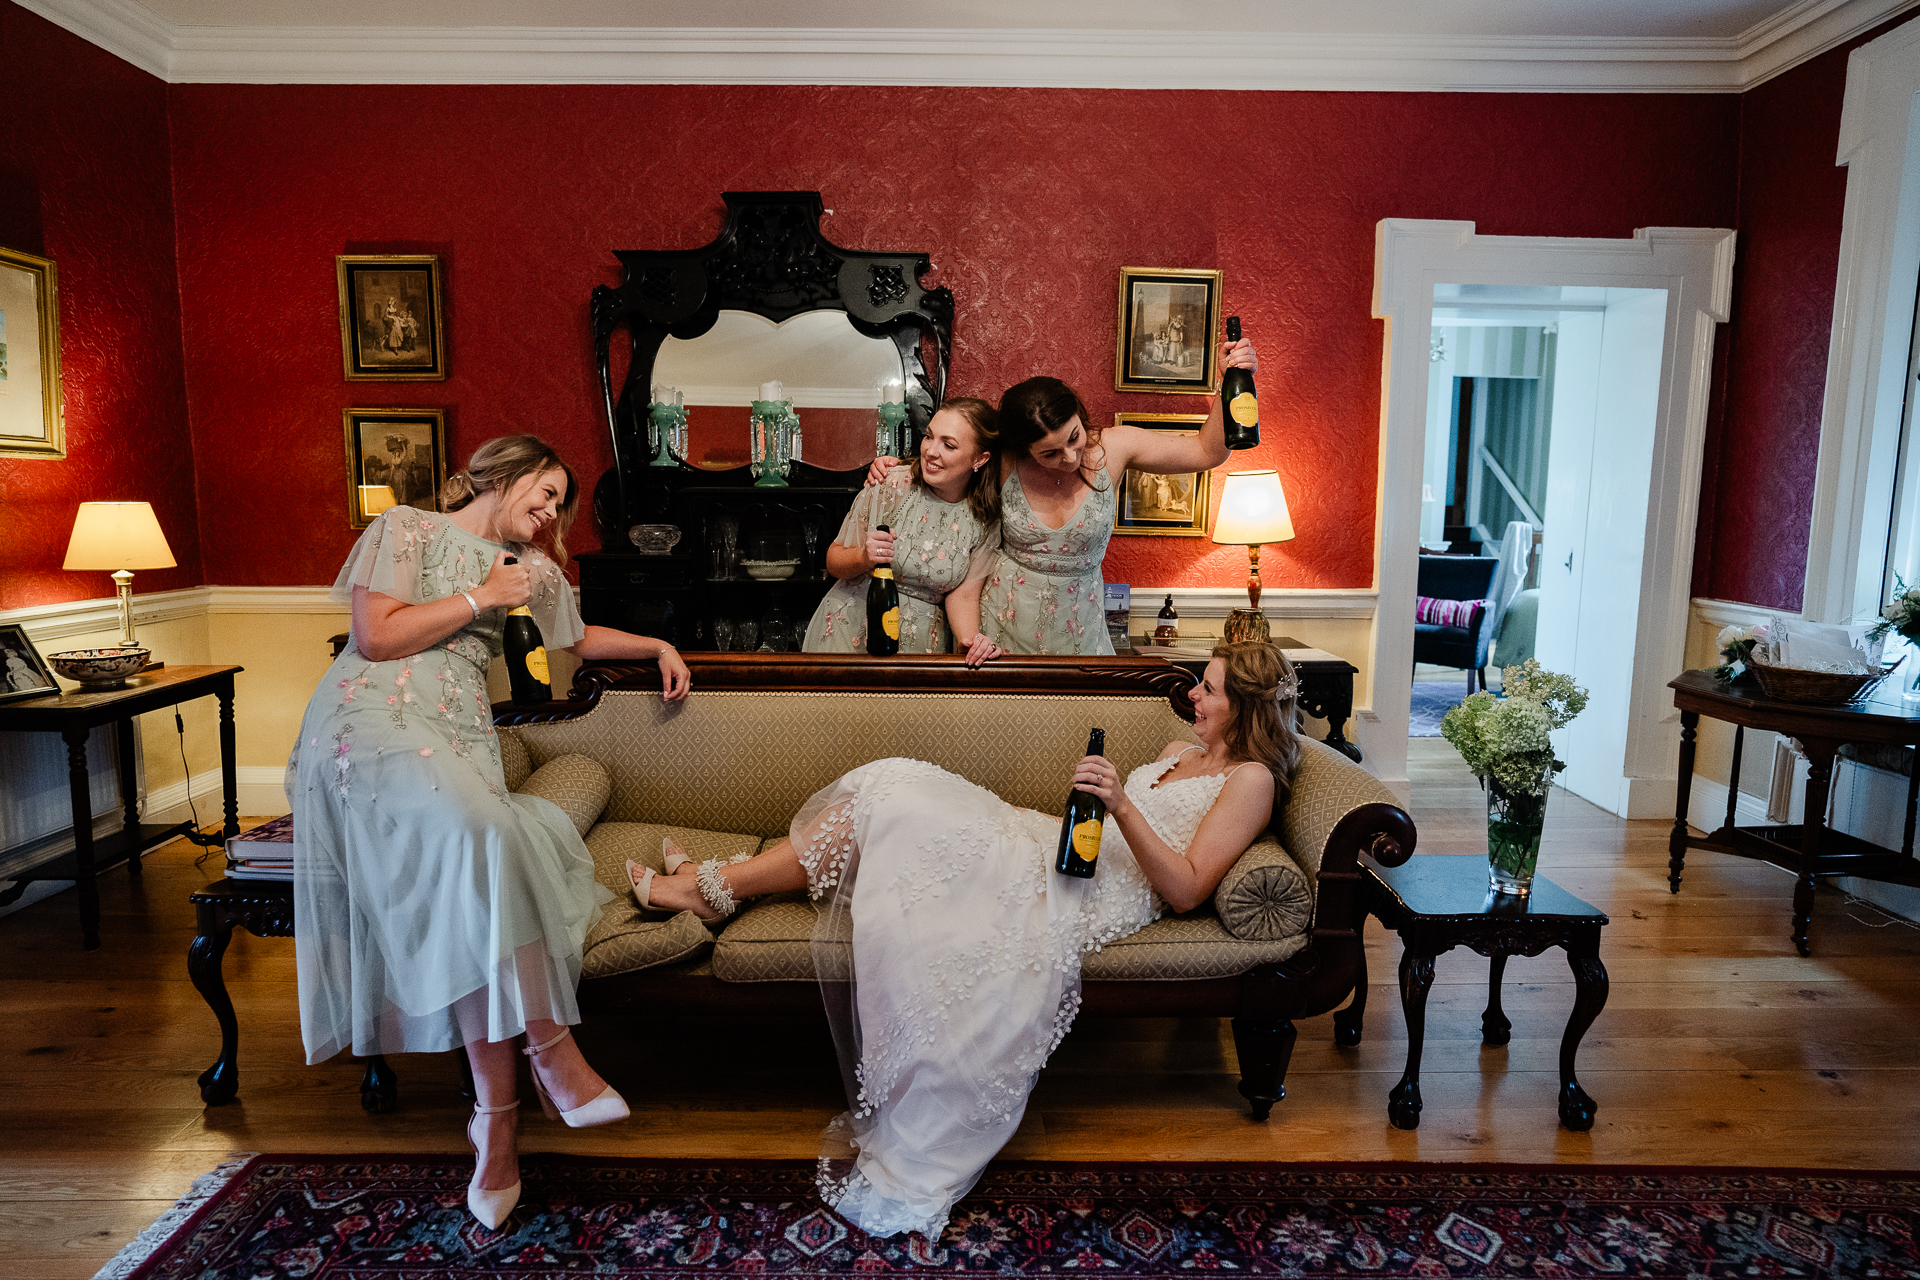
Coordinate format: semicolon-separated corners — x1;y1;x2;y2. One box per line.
626;859;660;909
662;837;692;876
466;1100;521;1230
524;1027;630;1128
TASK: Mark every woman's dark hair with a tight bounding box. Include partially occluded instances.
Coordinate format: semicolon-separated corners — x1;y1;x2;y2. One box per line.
907;397;1003;524
999;377;1106;490
1211;641;1303;808
440;434;580;565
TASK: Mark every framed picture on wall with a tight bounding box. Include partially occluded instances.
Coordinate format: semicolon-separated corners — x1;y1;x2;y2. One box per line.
337;255;446;380
0;246;65;459
344;407;447;528
1114;266;1221;394
0;624;59;703
1112;413;1213;537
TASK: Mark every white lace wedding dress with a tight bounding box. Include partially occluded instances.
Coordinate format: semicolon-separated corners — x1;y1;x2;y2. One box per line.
792;749;1246;1240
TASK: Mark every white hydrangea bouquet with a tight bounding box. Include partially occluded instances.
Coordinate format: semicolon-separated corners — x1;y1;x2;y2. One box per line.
1711;621;1768;682
1868;575;1920;646
1439;659;1590;894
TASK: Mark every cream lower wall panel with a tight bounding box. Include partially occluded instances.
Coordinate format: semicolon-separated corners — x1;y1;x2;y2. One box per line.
206;609;352;774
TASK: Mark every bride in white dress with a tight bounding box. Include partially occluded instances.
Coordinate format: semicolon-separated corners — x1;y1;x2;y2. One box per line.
640;642;1301;1240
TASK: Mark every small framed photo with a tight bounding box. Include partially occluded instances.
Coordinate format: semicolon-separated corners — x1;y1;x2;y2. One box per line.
0;624;59;703
344;407;447;528
337;255;446;380
1114;266;1222;394
1112;413;1212;537
0;246;65;459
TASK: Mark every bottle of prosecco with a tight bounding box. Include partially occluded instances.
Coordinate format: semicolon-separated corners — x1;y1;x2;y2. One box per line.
1221;316;1260;450
1054;728;1107;879
865;524;901;657
501;556;551;703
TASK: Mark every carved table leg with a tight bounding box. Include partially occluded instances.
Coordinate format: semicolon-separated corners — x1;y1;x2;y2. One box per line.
188;920;240;1105
1320;677;1362;763
1388;950;1435;1130
360;1056;399;1112
217;686;241;840
1558;946;1609;1132
115;716;142;878
1481;953;1512;1046
1794;742;1837;958
1231;1016;1298;1122
64;728;100;950
1668;711;1698;893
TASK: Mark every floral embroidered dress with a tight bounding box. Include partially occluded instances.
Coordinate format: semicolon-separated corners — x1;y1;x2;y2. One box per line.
796;750;1244;1240
289;506;608;1064
803;469;999;654
978;468;1117;655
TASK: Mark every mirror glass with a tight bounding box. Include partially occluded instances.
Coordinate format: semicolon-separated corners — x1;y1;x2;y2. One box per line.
653;310;904;471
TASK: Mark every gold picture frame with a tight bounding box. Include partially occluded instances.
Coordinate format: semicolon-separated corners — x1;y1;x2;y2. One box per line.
1114;266;1221;395
344;407;448;528
0;246;64;459
337;255;446;381
1112;413;1212;537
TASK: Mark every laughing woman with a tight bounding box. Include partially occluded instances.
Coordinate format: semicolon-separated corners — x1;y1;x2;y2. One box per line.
803;397;1005;664
289;434;691;1230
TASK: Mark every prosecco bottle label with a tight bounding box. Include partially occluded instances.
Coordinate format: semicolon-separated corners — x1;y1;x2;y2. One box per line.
881;607;900;639
1071;818;1103;861
1229;392;1259;426
524;647;550;684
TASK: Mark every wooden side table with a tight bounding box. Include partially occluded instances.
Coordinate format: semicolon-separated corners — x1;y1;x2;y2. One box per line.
188;878;398;1111
1668;669;1920;956
1364;855;1610;1132
0;665;242;949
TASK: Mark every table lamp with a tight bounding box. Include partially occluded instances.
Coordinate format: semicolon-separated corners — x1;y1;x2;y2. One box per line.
63;502;177;648
1210;470;1294;643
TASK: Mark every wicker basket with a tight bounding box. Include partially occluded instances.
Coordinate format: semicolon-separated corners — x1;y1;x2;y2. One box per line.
1748;652;1899;705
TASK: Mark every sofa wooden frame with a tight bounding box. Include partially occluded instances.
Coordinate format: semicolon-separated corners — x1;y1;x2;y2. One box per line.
498;652;1416;1119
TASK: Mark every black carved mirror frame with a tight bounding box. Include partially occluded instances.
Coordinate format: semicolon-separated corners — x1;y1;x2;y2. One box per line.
589;191;954;534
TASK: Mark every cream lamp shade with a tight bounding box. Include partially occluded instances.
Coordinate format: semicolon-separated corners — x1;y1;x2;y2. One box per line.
63;502;176;650
1210;470;1294;642
1211;470;1295;547
358;485;398;518
62;502;177;571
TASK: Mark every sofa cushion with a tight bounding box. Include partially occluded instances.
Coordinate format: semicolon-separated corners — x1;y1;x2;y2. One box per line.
710;894;847;982
517;753;610;837
1212;835;1312;941
498;727;532;792
579;822;764;978
1080;912;1307;980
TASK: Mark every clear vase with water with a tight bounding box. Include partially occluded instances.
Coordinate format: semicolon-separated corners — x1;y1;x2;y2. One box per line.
1486;778;1548;896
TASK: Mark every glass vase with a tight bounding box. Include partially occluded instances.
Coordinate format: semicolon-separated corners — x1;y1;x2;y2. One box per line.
1486;778;1548;896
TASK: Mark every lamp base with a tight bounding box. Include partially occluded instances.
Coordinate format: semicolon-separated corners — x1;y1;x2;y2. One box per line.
1223;608;1271;643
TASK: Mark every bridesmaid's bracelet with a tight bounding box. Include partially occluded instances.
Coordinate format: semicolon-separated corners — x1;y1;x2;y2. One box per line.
460;591;481;619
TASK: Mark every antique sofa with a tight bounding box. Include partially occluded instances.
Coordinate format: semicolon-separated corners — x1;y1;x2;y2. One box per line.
496;652;1415;1119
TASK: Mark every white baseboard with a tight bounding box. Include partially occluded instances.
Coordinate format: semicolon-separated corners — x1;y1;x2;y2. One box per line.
1682;771;1772;831
144;766;288;826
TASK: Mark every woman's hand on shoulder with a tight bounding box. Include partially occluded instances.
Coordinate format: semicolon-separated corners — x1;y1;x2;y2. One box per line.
476;550;532;611
865;456;900;487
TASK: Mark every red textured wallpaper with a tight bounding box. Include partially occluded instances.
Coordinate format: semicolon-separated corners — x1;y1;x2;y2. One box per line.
1695;8;1920;610
164;84;1742;591
0;3;200;610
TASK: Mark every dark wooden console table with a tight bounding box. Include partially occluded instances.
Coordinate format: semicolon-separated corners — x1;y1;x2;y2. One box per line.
0;664;241;949
1362;855;1609;1133
1668;668;1920;957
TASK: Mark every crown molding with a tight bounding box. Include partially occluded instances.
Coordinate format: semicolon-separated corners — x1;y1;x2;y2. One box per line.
15;0;1919;92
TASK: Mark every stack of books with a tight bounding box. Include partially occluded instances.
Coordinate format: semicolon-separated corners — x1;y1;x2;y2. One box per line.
225;814;294;881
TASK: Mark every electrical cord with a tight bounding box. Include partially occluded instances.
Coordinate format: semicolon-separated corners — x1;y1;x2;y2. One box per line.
171;706;229;860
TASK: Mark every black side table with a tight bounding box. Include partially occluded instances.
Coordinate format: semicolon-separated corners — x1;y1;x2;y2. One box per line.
1364;855;1609;1132
188;878;397;1111
0;665;242;949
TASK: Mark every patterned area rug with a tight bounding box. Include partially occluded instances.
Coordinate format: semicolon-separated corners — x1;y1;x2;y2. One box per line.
1410;680;1471;737
108;1155;1920;1278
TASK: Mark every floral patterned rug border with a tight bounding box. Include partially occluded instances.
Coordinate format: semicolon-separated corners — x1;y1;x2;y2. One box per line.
114;1154;1920;1279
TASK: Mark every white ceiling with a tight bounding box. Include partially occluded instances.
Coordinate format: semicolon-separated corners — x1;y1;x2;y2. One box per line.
19;0;1920;89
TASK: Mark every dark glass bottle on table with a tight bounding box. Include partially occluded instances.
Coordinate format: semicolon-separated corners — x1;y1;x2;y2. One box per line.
866;523;900;657
501;557;552;703
1222;316;1259;451
1054;728;1108;880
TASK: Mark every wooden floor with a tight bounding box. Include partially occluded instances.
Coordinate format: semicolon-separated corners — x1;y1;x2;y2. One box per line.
6;738;1920;1277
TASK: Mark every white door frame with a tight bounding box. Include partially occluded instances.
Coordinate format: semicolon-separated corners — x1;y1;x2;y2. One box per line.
1370;220;1735;815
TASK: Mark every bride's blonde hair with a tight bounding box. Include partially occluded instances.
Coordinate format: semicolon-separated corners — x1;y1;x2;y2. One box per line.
1212;641;1303;808
440;434;580;564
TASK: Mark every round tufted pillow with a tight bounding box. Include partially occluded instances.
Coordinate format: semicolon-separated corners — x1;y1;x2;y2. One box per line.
1212;834;1313;941
515;753;611;838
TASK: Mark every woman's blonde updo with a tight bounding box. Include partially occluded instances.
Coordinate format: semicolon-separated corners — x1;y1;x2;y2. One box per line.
907;397;1004;524
440;434;581;565
1212;641;1303;807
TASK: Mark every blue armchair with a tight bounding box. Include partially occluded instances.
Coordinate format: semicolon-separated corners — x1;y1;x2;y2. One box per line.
1413;555;1502;693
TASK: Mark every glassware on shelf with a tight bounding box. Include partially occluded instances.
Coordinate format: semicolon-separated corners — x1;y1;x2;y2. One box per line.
713;618;736;652
761;602;790;652
801;514;824;579
737;619;759;652
714;513;740;580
